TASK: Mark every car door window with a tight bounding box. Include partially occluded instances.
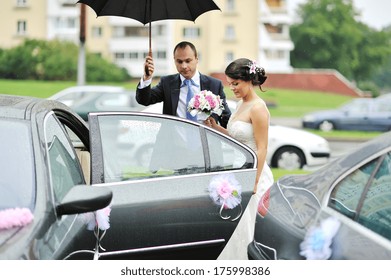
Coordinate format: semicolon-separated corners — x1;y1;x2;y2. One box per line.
44;114;85;202
0;119;35;209
328;152;391;240
92;114;255;183
206;130;254;171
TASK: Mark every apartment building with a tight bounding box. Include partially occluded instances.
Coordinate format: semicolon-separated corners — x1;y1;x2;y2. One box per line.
0;0;293;77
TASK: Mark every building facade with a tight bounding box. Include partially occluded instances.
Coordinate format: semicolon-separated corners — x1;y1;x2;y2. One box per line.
0;0;293;77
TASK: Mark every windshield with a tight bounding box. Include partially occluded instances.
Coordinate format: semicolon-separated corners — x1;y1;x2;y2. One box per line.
0;119;35;210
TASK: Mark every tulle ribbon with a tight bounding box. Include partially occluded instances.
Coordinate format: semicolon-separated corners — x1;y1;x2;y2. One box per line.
208;174;242;221
299;217;341;260
0;207;34;230
80;205;111;259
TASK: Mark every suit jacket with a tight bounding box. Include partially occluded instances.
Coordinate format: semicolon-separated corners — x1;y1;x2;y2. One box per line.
136;73;231;128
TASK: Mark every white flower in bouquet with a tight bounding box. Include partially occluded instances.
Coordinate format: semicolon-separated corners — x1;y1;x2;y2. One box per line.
187;90;224;120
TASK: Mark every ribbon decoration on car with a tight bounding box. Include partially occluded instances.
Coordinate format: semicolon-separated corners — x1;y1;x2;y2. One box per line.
208;174;243;221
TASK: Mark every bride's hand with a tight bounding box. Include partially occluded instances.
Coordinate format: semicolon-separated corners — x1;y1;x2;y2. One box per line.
205;117;217;128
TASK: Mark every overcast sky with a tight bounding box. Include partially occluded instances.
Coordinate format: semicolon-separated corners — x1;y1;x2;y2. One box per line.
287;0;391;30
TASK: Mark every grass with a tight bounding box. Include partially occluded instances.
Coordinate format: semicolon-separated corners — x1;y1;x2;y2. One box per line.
271;168;311;180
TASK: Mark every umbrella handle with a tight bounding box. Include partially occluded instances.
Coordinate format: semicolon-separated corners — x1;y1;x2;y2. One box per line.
145;21;152;76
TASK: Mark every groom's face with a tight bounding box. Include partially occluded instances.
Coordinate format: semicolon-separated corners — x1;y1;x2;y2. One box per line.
174;45;198;80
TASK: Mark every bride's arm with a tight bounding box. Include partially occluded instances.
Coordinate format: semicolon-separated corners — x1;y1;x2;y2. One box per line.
206;117;229;135
251;103;270;194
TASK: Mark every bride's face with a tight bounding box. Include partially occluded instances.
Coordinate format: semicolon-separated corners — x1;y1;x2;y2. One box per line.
226;77;252;99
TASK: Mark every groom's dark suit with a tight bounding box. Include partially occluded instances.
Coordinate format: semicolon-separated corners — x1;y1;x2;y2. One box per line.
136;73;231;128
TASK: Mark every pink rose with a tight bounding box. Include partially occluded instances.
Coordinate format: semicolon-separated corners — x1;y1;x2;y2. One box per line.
217;181;233;199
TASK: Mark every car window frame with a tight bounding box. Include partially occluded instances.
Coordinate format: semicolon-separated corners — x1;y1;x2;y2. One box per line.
44;112;86;203
87;111;257;184
327;150;391;241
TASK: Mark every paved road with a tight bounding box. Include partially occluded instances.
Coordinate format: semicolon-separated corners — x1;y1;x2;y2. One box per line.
271;117;367;159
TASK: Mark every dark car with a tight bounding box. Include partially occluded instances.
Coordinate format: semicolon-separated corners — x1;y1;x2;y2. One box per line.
1;94;259;260
248;131;391;260
48;85;144;121
302;98;391;132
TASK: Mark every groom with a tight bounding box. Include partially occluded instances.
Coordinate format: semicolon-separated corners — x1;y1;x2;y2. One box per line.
136;41;231;128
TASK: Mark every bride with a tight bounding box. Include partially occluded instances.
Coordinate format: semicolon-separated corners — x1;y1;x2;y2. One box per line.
206;58;274;259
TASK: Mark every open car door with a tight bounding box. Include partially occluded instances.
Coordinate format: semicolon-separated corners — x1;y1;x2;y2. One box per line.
88;112;258;259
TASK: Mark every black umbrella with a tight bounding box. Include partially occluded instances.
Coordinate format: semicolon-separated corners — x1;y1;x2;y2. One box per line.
77;0;221;56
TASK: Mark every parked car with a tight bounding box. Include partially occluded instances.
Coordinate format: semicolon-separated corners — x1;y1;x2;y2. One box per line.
141;100;331;170
1;94;259;260
248;131;391;260
302;97;391;132
48;85;144;121
376;93;391;102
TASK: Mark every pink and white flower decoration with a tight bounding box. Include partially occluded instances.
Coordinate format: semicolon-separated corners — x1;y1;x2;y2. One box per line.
0;207;34;230
208;174;242;220
187;90;224;120
80;205;111;231
248;60;258;75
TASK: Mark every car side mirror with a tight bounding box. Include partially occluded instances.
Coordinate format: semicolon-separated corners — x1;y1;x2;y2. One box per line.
56;185;112;216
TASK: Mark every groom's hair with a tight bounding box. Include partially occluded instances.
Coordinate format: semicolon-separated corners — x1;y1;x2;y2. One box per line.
173;41;198;58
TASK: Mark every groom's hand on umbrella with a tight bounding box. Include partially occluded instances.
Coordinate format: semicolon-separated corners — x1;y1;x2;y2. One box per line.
144;56;154;80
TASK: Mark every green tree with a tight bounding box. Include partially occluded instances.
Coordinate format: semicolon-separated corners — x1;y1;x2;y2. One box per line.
372;26;391;92
290;0;391;85
0;39;130;82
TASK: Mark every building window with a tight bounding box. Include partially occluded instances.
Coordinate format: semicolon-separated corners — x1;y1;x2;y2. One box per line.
143;51;149;58
155;24;166;36
92;26;103;38
183;27;201;38
115;53;125;60
54;17;76;29
113;26;148;38
60;0;76;7
225;52;234;65
129;52;139;60
16;0;28;7
225;25;235;41
226;0;235;12
17;20;27;35
265;23;283;35
156;51;166;59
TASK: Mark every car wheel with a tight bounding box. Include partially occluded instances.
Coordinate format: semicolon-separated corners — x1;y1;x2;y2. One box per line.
318;120;334;132
136;143;154;167
271;147;306;170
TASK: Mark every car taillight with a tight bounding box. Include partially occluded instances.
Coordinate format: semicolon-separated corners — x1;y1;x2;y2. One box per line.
258;187;270;217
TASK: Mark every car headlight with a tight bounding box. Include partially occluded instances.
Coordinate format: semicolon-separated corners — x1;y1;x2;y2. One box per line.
317;141;330;150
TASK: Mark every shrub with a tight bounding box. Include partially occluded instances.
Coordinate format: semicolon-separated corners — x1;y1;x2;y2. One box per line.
0;39;130;82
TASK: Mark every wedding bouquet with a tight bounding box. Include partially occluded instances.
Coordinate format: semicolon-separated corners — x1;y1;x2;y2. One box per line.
187;90;224;120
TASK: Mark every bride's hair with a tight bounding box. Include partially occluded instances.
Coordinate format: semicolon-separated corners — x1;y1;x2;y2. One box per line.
225;58;267;91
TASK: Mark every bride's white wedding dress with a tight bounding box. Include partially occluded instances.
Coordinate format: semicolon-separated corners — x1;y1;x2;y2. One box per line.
217;100;274;260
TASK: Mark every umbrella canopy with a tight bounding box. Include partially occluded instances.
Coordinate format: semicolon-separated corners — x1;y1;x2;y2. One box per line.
77;0;221;54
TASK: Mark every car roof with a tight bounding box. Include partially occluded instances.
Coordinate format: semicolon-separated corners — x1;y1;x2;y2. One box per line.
48;85;127;100
0;94;40;119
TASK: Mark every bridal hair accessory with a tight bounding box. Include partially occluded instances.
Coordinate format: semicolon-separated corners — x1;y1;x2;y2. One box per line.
247;60;264;75
187;90;224;121
299;217;341;260
208;174;242;221
0;207;34;230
